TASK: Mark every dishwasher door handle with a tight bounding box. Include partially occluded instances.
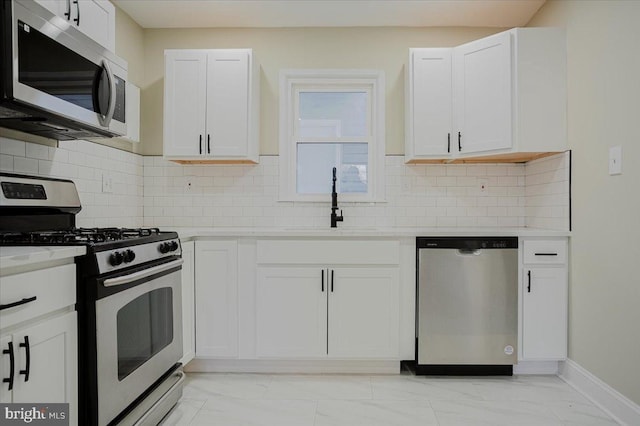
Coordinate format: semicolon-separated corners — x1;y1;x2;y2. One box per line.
457;249;481;256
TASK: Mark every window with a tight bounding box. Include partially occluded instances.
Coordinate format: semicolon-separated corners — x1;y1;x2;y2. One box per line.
279;69;385;202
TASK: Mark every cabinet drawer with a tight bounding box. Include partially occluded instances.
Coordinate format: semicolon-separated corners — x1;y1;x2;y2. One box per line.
523;240;567;265
257;240;400;265
0;264;76;330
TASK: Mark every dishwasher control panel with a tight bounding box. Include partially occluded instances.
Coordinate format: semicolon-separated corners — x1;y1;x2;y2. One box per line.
416;237;518;250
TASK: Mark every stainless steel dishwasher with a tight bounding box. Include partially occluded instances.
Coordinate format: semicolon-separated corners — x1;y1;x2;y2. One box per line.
416;237;518;375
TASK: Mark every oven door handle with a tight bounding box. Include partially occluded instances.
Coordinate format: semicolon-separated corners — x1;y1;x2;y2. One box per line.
103;259;183;287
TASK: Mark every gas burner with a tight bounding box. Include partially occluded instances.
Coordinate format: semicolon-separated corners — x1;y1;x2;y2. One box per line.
75;227;162;242
0;227;164;245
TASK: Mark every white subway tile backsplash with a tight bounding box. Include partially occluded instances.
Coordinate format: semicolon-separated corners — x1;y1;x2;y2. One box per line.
1;134;568;231
0;138;25;156
14;156;39;174
1;136;143;228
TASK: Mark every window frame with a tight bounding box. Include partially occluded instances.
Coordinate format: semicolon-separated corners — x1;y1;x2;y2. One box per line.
279;69;386;202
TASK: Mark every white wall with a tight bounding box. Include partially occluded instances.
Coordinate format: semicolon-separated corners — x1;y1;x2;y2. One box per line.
529;0;640;406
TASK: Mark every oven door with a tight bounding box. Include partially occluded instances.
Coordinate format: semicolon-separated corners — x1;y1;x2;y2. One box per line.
95;259;183;426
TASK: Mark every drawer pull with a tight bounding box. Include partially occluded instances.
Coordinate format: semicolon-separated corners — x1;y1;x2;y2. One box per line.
2;342;14;391
0;296;37;311
534;253;558;256
19;336;30;382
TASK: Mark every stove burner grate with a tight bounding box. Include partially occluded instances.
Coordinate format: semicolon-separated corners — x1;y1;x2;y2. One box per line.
0;227;163;245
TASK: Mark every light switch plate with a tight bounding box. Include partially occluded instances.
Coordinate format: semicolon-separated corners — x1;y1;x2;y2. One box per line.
609;146;622;175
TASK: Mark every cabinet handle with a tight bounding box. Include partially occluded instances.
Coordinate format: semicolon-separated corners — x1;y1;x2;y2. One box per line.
0;296;37;311
527;270;532;293
331;270;334;292
199;135;203;154
458;131;462;152
64;0;71;19
534;253;558;256
321;269;324;292
447;133;451;153
2;342;14;391
207;134;211;154
19;336;30;382
73;0;80;25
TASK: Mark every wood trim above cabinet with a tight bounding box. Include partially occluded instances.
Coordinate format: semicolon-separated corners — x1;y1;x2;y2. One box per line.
167;159;259;165
405;151;565;164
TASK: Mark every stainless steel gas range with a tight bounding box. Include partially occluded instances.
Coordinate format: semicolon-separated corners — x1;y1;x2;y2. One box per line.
0;173;184;425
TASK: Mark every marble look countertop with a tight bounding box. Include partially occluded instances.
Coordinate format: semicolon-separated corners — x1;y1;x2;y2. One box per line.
0;246;86;271
169;227;571;241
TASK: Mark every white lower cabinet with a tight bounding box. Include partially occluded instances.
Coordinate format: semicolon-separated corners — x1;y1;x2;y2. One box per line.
328;268;399;358
0;262;78;425
255;239;400;360
256;266;399;359
180;241;195;365
256;267;327;358
1;312;77;406
194;240;238;358
520;238;568;361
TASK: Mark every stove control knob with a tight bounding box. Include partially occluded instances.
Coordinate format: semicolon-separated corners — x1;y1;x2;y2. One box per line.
159;242;170;254
169;241;179;252
109;251;124;266
123;249;136;263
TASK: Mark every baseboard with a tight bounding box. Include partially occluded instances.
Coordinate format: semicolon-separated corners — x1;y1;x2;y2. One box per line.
185;358;400;374
560;359;640;426
513;360;560;375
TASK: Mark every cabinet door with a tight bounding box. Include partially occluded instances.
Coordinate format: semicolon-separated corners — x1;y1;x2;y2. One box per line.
180;241;195;364
164;51;208;157
454;31;512;154
205;51;250;157
74;0;115;51
256;267;327;358
522;267;567;360
195;241;238;358
11;312;78;424
328;268;399;358
408;48;453;158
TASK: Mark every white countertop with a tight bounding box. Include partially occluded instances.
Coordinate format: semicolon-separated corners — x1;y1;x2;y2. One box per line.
170;227;571;240
0;246;86;270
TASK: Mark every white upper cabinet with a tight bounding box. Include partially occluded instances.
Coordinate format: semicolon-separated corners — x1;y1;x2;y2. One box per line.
34;0;116;51
163;49;259;163
164;51;208;158
406;48;453;158
454;31;512;155
406;28;567;163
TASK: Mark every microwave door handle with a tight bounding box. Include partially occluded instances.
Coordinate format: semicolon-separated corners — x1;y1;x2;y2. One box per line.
103;259;183;287
97;60;117;127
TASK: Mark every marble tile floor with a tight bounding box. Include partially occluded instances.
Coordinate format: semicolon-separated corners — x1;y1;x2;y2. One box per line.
159;373;620;426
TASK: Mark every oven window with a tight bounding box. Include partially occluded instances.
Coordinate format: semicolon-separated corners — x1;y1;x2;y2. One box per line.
116;287;173;380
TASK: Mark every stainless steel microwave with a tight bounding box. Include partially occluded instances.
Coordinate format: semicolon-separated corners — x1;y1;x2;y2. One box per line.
0;0;127;140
